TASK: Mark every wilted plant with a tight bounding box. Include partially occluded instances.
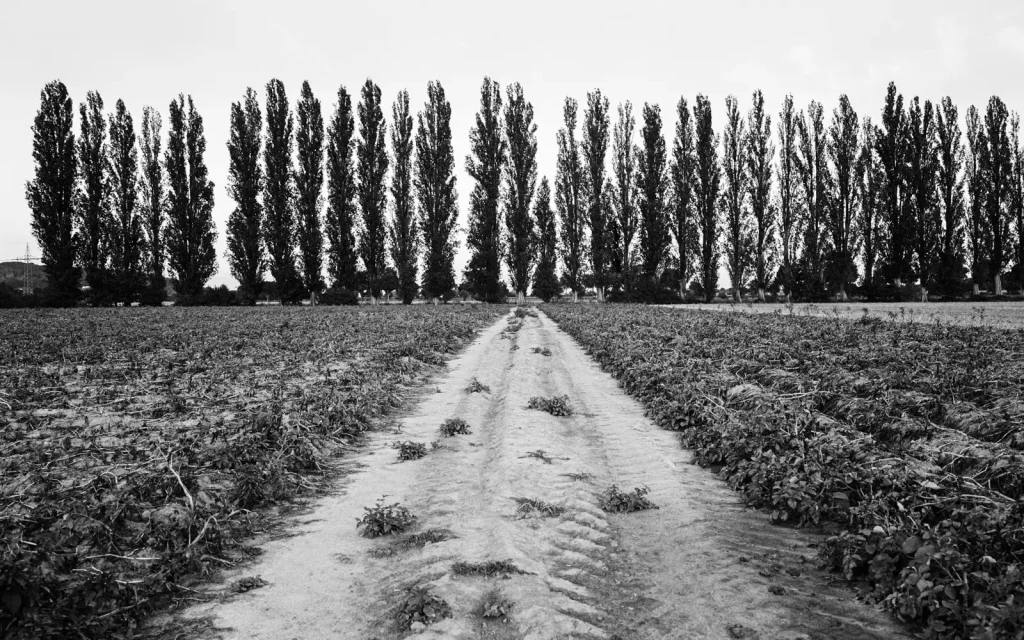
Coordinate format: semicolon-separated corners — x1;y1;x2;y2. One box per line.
512;497;564;517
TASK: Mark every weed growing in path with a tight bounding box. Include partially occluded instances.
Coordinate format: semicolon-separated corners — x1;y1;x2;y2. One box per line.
531;346;552;356
520;449;553;464
393;441;427;461
513;497;565;517
451;559;528;577
465;377;491;393
439;417;472;436
527;395;573;416
356;497;417;537
599;485;658;513
560;471;595;482
478;588;514;622
395;586;452;630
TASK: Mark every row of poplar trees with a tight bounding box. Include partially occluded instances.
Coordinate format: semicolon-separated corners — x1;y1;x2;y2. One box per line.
25;78;1024;305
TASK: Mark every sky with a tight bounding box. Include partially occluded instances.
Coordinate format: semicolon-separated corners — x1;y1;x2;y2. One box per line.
3;0;1023;287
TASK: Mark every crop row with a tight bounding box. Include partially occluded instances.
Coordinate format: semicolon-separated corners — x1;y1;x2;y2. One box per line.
545;304;1024;640
0;306;503;639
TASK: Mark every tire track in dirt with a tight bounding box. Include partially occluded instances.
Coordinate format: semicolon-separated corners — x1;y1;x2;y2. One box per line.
178;309;912;640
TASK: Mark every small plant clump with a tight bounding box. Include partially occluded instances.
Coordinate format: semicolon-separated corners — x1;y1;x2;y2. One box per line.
451;559;528;577
465;377;491;393
394;585;452;630
527;395;573;416
599;485;659;513
513;497;565;517
560;471;595;482
356;496;418;537
520;449;554;464
230;575;268;593
439;417;472;437
478;588;514;622
531;346;552;356
393;440;427;461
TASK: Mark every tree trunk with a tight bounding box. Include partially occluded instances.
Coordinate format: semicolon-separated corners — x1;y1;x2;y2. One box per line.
432;297;439;306
894;278;903;287
517;291;526;306
679;282;686;301
572;290;579;303
920;286;928;303
758;287;766;303
838;285;848;302
973;282;980;296
733;288;741;303
309;291;317;306
995;274;1003;296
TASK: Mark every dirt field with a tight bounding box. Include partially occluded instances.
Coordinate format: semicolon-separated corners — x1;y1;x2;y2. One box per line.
674;301;1024;329
175;310;909;639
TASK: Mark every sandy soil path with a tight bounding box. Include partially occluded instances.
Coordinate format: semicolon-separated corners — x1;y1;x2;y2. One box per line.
182;310;911;640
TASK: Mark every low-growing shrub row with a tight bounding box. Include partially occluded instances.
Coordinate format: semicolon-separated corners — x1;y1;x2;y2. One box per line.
0;305;503;638
545;304;1024;640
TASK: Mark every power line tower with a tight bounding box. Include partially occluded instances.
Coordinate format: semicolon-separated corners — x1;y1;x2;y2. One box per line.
21;244;38;294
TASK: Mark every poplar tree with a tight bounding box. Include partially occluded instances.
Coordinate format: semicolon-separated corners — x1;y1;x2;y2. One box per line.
264;79;300;302
877;82;913;285
107;99;145;304
296;81;325;303
965;106;992;294
325;86;359;293
777;94;800;297
78;90;111;303
983;96;1013;295
858;118;884;293
746;90;775;302
226;87;265;304
907;98;939;300
357;79;389;304
504;82;538;305
611;101;638;290
389;89;418;304
465;77;506;302
26;80;80;303
1010;113;1024;294
795;100;829;297
670;96;697;299
139;106;165;304
826;95;860;300
721;95;751;302
582;89;610;301
934;98;967;296
556;97;586;301
416;81;459;302
532;177;560;301
637;102;670;280
165;95;217;299
694;94;721;302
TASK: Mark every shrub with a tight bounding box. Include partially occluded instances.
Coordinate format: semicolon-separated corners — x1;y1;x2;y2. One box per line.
320;286;359;306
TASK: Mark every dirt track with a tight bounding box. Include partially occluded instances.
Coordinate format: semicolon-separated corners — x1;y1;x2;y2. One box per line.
181;310;910;639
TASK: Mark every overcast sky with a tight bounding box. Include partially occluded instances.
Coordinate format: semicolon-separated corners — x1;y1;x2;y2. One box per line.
3;0;1023;286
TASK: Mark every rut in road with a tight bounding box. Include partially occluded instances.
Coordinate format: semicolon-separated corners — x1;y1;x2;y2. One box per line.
183;309;910;640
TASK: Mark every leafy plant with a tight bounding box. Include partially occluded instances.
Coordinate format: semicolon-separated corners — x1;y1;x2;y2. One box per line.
599;485;658;513
439;417;472;437
526;395;573;416
465;377;491;393
478;588;514;621
394;585;451;630
393;441;427;461
356;496;417;538
512;497;564;517
531;346;552;356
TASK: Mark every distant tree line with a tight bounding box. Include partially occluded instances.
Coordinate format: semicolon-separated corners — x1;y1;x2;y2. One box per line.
23;79;1024;306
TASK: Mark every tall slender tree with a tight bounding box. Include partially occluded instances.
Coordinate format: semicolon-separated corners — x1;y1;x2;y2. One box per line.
611;101;638;290
777;94;800;297
226;87;265;304
934;97;967;296
416;81;459;302
325;86;359;293
389;89;418;304
532;177;559;301
557;97;586;301
965;106;991;294
107;99;145;304
356;79;389;304
637;102;671;280
165;95;217;299
694;94;721;302
264;79;300;302
465;77;506;302
139;106;165;304
1010;112;1024;294
582;89;611;301
826;95;860;300
795;100;829;296
907;97;939;300
504;82;538;305
295;81;325;303
877;82;913;285
745;90;775;302
983;96;1013;294
721;95;751;302
858;118;884;293
26;80;80;303
78;90;111;302
670;96;697;299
